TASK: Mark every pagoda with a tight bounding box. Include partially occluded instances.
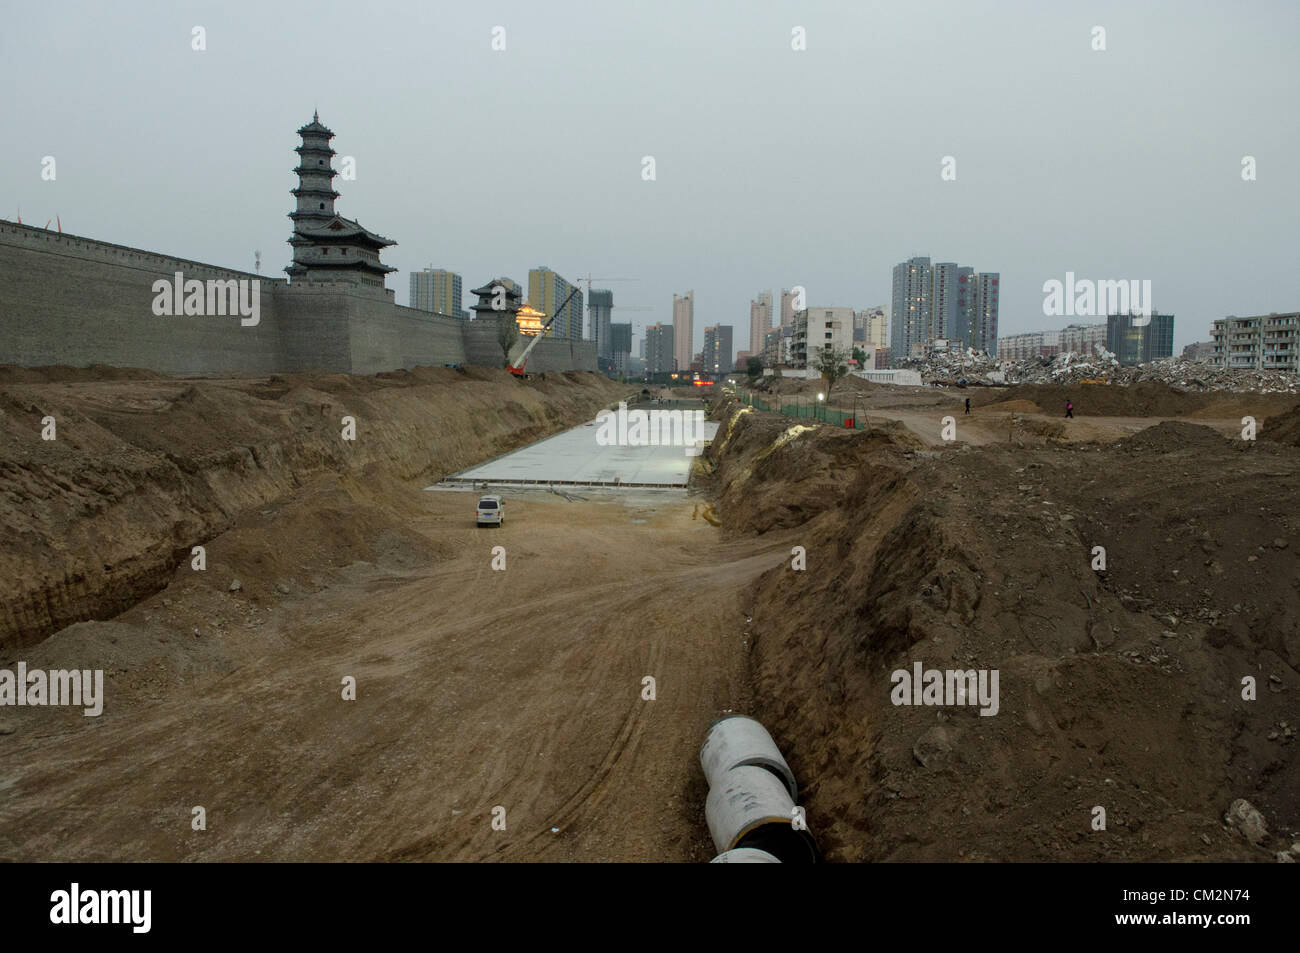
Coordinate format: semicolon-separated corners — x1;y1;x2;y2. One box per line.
470;278;523;322
286;112;395;288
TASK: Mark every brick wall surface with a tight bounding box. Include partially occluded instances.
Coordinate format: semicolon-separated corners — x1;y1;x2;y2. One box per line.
0;223;593;375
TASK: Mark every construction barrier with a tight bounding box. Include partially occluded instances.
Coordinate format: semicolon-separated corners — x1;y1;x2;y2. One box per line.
744;391;870;430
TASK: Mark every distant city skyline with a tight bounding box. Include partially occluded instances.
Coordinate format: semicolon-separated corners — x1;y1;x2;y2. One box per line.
4;1;1296;357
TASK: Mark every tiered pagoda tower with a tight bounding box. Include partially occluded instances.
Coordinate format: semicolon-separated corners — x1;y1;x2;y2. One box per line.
470;279;523;322
286;112;396;288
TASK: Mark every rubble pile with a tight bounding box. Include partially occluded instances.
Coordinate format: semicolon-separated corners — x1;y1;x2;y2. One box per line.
1116;358;1300;394
910;350;1005;383
911;351;1300;394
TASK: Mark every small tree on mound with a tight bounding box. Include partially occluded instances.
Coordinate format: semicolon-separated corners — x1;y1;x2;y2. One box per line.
746;356;763;381
815;345;851;400
498;314;520;369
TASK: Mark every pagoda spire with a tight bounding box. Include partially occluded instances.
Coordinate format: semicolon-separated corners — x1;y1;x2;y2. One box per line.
285;112;396;287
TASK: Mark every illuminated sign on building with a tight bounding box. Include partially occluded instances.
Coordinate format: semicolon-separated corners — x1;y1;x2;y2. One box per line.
515;303;547;337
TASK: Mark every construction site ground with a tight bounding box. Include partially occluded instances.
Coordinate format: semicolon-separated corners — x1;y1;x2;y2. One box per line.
1;482;786;861
2;368;1298;862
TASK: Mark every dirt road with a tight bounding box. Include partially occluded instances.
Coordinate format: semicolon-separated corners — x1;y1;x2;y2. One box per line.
0;479;789;861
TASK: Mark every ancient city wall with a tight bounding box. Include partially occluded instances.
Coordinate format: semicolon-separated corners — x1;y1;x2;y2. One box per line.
0;222;288;375
0;222;596;375
461;317;597;373
343;293;466;373
529;336;597;373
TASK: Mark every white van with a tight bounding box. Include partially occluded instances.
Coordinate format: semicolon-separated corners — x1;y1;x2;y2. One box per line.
476;495;505;527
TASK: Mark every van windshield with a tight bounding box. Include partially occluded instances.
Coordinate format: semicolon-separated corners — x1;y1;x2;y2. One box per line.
478;500;497;509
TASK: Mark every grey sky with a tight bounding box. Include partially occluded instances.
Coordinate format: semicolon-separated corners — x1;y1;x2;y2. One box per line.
4;0;1297;356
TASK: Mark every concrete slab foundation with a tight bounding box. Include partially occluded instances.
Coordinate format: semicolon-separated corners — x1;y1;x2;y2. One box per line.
433;417;719;488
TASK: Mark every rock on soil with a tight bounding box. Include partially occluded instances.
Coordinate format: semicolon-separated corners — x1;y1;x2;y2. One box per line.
1224;799;1268;845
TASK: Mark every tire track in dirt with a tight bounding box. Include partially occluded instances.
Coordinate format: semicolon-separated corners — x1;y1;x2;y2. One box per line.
2;485;787;861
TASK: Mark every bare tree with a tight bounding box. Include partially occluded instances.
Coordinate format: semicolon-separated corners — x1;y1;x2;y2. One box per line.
498;313;520;368
814;345;851;399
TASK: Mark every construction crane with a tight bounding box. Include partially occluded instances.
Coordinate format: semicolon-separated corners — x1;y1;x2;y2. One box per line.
509;277;649;375
574;275;638;296
507;284;583;377
571;276;653;339
574;276;639;321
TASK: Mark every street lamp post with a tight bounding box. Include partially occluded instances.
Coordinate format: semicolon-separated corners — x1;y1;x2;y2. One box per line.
817;391;825;423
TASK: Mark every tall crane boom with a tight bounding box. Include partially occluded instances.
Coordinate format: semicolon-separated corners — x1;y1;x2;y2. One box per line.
508;284;582;376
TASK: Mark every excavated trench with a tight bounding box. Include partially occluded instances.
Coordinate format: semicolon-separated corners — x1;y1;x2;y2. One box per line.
0;367;627;650
702;396;1299;862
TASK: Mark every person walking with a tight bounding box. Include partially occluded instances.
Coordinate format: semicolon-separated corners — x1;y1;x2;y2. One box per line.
964;397;971;415
1065;400;1074;419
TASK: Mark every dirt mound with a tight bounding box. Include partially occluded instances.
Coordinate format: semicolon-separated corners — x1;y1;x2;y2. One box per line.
1262;403;1300;446
709;402;1299;862
0;368;626;649
979;381;1295;419
701;401;922;535
751;375;882;397
1116;420;1232;453
980;398;1042;414
0;364;165;383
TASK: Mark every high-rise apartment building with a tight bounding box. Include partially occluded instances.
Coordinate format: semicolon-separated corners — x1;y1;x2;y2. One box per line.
609;322;632;377
1107;312;1174;366
703;324;734;374
970;273;1000;356
891;257;933;360
892;256;998;358
672;291;694;372
931;263;966;343
780;289;798;327
853;306;888;351
409;268;467;318
953;267;975;344
1211;312;1300;371
589;289;614;357
528;267;584;340
749;291;773;358
645;322;675;375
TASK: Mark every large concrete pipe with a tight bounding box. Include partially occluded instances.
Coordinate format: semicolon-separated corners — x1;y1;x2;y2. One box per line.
705;765;818;864
710;847;781;863
700;714;798;801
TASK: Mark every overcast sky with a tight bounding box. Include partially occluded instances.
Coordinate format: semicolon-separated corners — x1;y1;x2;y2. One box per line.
4;0;1297;355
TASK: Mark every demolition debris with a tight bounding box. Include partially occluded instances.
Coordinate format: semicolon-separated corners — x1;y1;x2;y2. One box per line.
910;350;1300;394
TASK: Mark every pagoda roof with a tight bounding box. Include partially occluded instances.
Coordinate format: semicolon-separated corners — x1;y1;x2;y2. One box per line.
296;111;334;137
470;278;522;298
293;214;394;248
290;186;341;198
285;259;396;277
